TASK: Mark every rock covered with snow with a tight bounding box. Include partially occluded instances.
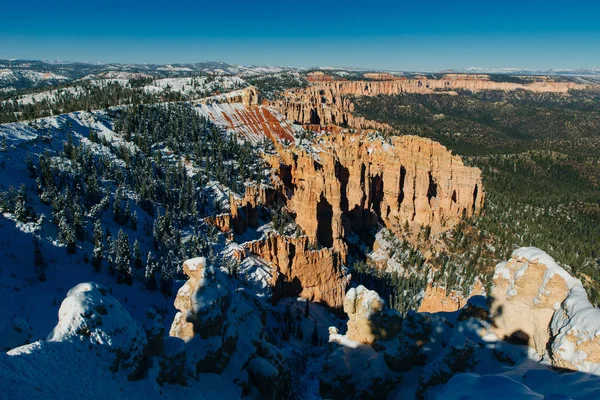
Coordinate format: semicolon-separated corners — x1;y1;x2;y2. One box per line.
343;285;402;344
47;282;148;377
491;247;578;356
143;308;165;356
492;247;600;373
169;257;290;397
320;336;401;400
418;333;479;395
321;287;428;399
549;284;600;374
170;257;229;341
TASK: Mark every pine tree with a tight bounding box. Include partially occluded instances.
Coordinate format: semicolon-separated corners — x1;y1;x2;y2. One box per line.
123;202;131;224
115;229;132;284
14;185;29;222
32;236;46;281
14;195;27;222
107;253;114;275
145;251;157;290
160;257;173;295
73;206;85;240
113;189;122;223
59;216;76;254
93;219;103;246
133;239;142;269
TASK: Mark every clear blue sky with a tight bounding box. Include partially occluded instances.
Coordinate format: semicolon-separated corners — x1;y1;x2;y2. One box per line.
1;0;599;70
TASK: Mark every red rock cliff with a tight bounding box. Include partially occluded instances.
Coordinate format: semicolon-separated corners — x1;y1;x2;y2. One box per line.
244;233;350;309
267;133;484;254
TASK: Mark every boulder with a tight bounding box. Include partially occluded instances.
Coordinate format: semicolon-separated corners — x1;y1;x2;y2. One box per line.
169;258;291;396
491;247;600;373
343;285;401;344
47;282;147;378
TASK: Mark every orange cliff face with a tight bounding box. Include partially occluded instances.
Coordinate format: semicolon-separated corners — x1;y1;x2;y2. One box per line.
206;132;483;310
244;234;350;309
266;133;484;254
197;84;487;311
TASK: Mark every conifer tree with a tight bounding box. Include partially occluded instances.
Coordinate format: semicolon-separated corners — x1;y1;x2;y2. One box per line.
133;239;142;269
115;229;132;284
92;219;104;271
145;251;157;290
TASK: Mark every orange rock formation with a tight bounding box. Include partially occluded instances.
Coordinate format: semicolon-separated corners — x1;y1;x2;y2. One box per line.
244;233;350;309
267;133;484;255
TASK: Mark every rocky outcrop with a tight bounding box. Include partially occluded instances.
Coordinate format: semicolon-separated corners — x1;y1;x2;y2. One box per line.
244;233;350;309
306;71;336;82
169;257;229;342
491;247;600;373
363;73;406;80
268;133;483;251
47;282;148;378
418;280;485;313
156;337;187;385
197;86;260;106
229;183;277;233
205;183;277;235
194;86;296;143
322;287;429;399
343;285;402;344
169;257;291;397
271;92;392;131
549;285;600;374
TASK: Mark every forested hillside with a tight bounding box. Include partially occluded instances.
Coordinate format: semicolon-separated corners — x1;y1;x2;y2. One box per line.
354;89;600;302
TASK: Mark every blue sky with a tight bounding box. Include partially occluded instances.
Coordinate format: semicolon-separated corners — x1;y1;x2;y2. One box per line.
1;0;599;70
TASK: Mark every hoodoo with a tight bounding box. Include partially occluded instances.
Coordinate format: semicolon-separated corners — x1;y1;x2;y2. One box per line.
268;132;484;250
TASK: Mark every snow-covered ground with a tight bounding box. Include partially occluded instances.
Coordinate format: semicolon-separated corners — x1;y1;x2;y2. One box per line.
0;109;343;399
142;76;246;97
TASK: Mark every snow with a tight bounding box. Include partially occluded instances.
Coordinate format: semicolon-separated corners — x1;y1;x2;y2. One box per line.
439;373;545;399
345;285;384;318
184;257;206;272
143;76;246;98
549;284;600;374
494;247;583;300
47;282;148;375
512;247;581;289
195;102;295;144
0;318;31;351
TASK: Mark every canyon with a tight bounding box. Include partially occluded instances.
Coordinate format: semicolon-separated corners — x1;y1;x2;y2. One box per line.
206;126;483;309
269;76;592;131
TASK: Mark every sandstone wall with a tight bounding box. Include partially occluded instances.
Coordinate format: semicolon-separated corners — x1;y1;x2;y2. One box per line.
244;234;350;309
268;133;484;252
